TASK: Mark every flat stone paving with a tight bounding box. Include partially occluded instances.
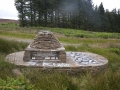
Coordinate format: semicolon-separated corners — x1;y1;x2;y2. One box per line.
5;51;108;68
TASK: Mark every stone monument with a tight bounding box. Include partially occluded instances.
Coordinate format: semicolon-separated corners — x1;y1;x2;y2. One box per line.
5;30;108;74
23;31;66;62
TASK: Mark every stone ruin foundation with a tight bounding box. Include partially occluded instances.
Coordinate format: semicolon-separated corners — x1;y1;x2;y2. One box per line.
5;30;108;74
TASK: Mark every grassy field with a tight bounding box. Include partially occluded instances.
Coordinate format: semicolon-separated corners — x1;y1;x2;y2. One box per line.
0;23;120;39
0;25;120;90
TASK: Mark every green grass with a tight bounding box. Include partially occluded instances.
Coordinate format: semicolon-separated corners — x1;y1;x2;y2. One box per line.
58;37;120;44
23;69;78;90
0;22;19;28
0;38;28;79
0;26;120;90
0;26;120;39
0;38;28;53
75;69;120;90
0;31;35;39
39;27;120;39
0;76;34;89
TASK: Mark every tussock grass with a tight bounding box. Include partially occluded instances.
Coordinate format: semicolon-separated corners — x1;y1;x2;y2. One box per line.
23;69;78;90
83;69;120;90
0;38;28;54
0;60;15;79
0;38;28;79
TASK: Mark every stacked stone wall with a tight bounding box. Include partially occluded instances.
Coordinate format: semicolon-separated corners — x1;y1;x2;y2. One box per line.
30;31;61;49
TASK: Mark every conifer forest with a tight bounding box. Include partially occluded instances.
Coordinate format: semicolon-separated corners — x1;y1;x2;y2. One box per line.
15;0;120;32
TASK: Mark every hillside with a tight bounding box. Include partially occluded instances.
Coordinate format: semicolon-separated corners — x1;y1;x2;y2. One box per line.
0;18;19;24
0;27;120;90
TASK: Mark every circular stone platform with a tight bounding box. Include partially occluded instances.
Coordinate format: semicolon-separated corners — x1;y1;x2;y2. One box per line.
5;51;108;72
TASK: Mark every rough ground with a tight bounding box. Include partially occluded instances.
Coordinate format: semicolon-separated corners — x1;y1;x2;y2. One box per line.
12;68;23;76
0;36;33;43
0;36;81;46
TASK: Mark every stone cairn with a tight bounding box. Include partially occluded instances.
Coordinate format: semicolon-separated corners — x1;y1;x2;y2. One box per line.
30;31;61;49
23;30;66;62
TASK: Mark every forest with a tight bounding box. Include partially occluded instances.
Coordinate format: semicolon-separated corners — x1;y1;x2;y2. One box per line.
15;0;120;32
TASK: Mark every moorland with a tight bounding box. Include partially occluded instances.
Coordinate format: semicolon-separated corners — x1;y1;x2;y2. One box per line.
0;22;120;90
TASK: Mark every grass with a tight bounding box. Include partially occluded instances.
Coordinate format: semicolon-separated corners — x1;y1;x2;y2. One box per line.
0;26;120;90
23;69;78;90
76;69;120;90
0;38;28;54
39;27;120;39
0;38;28;79
0;25;120;39
0;30;35;39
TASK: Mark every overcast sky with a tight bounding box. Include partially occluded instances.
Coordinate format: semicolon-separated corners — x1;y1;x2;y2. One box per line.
93;0;120;11
0;0;120;20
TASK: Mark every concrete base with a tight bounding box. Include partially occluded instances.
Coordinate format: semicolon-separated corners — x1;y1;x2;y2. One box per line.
5;51;108;73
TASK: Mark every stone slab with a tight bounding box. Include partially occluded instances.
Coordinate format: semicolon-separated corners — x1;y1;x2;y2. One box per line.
5;51;108;69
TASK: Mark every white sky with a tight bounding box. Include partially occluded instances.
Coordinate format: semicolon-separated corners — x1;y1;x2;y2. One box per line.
0;0;120;20
0;0;18;20
93;0;120;11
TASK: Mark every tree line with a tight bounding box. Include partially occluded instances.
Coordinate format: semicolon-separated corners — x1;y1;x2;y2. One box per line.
15;0;120;32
